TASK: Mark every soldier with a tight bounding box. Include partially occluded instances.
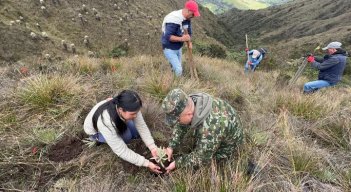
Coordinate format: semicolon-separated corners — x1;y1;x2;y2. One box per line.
162;89;243;173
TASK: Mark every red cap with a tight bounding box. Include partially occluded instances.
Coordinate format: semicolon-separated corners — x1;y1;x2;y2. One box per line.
185;1;200;17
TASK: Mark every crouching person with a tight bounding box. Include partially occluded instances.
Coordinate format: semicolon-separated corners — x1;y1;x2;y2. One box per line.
84;90;161;173
162;88;243;172
304;41;347;93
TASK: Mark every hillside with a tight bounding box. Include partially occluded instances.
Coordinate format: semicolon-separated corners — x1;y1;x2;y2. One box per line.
198;0;290;14
1;54;350;191
0;0;234;62
1;0;351;191
221;0;351;57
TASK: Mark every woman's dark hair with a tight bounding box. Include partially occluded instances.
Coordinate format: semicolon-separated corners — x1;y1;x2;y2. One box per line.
92;90;142;135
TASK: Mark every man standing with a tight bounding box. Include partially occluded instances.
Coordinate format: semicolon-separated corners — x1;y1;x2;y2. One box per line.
244;48;267;73
304;42;347;93
161;89;243;172
161;1;200;77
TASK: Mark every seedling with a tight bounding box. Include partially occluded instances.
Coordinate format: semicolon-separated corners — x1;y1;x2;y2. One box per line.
150;147;168;168
82;138;96;148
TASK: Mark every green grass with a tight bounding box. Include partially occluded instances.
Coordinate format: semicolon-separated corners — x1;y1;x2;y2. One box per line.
31;127;64;145
1;55;350;191
223;0;268;10
275;94;328;120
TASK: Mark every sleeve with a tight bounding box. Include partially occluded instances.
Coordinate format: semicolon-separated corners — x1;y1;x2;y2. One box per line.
188;20;192;36
134;112;156;150
164;23;181;41
98;111;149;167
314;56;324;63
168;124;189;149
176;123;222;168
312;57;339;70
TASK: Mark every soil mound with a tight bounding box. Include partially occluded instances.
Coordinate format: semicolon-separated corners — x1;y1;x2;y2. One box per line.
47;133;84;162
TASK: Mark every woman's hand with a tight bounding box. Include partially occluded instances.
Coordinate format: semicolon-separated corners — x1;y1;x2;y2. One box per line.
148;162;162;174
166;161;176;173
151;147;158;158
166;147;173;161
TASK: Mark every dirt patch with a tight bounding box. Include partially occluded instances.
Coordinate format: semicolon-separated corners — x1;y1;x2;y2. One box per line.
47;132;85;162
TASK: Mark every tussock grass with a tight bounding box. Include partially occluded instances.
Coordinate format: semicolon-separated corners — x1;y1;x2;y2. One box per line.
31;127;64;145
66;56;101;75
18;75;82;111
1;54;350;191
275;93;331;120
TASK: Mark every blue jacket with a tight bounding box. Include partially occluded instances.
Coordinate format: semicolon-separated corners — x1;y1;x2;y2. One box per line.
161;10;192;50
312;50;347;84
244;50;264;72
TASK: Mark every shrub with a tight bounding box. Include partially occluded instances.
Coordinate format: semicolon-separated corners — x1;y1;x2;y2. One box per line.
109;44;129;58
193;42;227;59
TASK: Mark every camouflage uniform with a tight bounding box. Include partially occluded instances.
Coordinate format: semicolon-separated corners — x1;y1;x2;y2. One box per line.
162;89;243;168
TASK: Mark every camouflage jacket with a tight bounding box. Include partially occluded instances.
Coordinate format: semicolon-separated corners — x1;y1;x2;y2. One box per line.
168;97;243;168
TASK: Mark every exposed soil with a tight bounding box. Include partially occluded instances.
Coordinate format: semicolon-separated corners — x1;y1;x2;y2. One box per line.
47;132;85;162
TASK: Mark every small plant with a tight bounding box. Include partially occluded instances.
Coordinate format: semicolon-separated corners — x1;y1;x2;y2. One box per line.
150;147;168;168
82;138;97;148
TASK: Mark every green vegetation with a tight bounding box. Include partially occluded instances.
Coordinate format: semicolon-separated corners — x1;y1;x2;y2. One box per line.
223;0;268;10
193;42;227;59
18;75;82;111
1;54;349;191
109;44;129;58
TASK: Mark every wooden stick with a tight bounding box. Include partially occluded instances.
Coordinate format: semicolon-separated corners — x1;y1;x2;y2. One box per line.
245;34;250;74
184;28;198;80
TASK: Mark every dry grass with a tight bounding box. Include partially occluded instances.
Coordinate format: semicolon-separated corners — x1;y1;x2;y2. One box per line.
0;54;350;191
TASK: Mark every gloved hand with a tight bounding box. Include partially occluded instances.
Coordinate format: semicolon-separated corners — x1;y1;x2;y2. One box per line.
245;48;249;52
307;55;315;63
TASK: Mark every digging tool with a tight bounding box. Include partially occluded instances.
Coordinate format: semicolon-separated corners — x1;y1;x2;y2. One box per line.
289;45;320;86
183;26;199;80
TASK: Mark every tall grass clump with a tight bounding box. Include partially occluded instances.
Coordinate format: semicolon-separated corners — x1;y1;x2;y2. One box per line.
18;75;83;111
162;159;252;192
308;118;351;150
275;93;329;120
31;127;64;145
140;69;175;101
66;56;100;74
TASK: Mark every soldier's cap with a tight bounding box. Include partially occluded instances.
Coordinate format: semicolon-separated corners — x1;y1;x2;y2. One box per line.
162;88;189;126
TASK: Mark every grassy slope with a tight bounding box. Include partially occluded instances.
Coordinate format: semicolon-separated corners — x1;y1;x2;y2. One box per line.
0;0;234;62
198;0;269;14
0;54;350;191
221;0;351;57
223;0;268;10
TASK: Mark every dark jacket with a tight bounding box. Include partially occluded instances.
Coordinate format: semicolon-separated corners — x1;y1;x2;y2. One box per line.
161;20;192;50
161;10;192;50
312;49;347;84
